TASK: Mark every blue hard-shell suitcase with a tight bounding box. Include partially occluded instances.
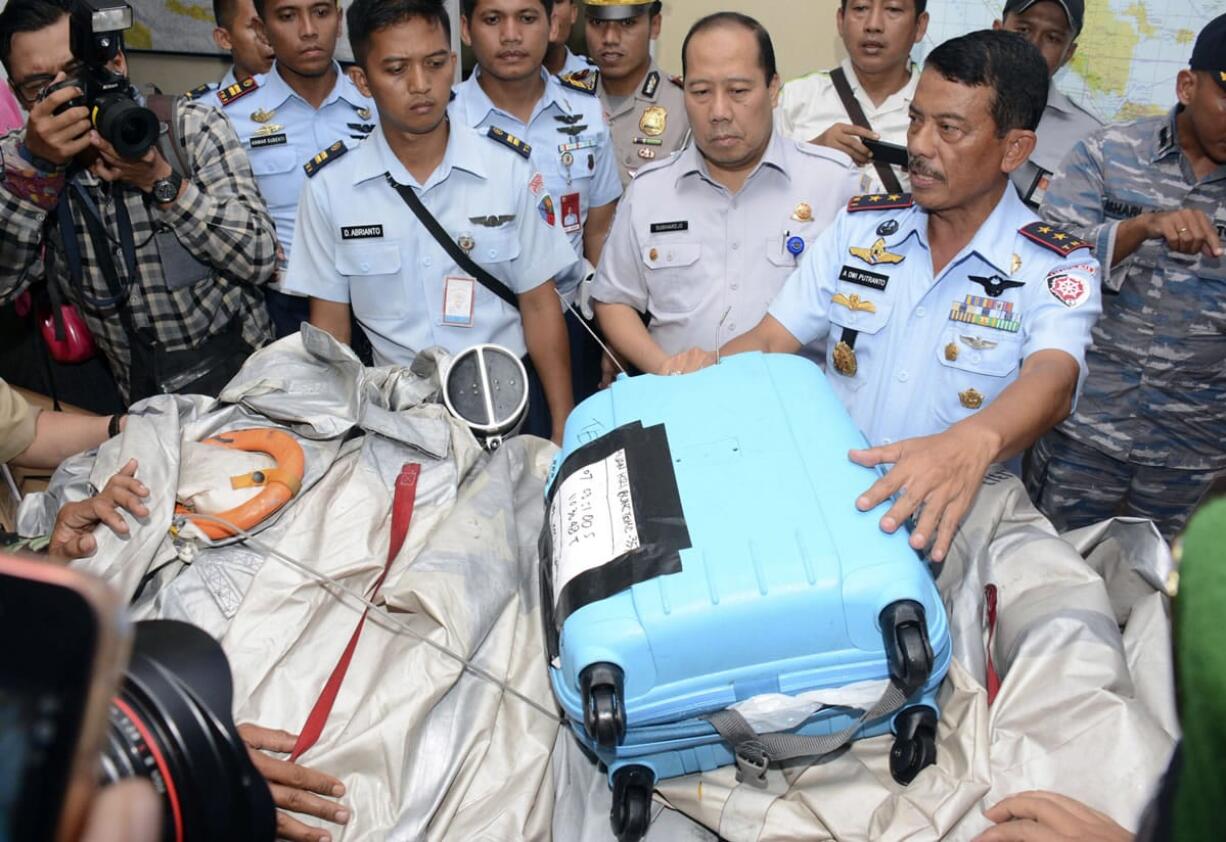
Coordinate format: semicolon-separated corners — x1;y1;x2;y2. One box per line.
540;353;952;842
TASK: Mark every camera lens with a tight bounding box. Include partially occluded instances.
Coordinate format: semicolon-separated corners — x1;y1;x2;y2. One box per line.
93;93;160;159
99;621;275;842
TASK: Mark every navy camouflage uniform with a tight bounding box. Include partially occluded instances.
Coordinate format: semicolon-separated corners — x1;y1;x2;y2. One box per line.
1028;109;1226;538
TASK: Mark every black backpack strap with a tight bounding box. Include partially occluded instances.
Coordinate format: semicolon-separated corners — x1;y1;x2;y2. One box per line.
829;66;904;195
385;174;519;311
146;93;191;179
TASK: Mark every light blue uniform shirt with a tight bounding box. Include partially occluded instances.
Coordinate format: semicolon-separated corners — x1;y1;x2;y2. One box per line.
769;185;1101;448
218;61;375;279
449;68;621;294
556;47;595;79
283;123;577;364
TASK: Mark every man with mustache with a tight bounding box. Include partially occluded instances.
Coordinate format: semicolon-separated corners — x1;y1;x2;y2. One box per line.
661;30;1100;565
992;0;1100;208
218;0;376;338
581;0;688;187
590;12;858;373
284;0;577;444
776;0;929;195
1025;14;1226;540
451;0;621;401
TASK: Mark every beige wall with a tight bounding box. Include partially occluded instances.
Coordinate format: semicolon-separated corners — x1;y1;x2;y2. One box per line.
127;52;228;95
125;1;845;96
654;0;845;84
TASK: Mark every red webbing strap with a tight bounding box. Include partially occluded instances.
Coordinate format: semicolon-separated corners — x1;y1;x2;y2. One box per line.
290;463;421;761
984;584;1002;706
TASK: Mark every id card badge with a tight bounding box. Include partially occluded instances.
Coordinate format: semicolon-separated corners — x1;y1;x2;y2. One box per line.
1024;165;1053;209
442;275;476;327
561;192;582;233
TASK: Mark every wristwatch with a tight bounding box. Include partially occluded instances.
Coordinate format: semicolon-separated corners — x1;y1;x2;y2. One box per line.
151;170;183;204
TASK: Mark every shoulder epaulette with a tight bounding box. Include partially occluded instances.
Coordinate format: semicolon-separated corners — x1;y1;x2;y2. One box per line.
486;126;532;158
184;83;214;101
303;141;348;177
641;70;659;99
847;193;913;212
1018;221;1091;255
559;68;598;94
216;76;258;107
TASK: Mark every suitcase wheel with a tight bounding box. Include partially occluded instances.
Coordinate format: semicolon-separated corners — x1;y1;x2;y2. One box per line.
610;764;654;842
580;662;627;749
880;600;935;697
889;705;938;785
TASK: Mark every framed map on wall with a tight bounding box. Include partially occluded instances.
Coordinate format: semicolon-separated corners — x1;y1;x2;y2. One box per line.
918;0;1226;123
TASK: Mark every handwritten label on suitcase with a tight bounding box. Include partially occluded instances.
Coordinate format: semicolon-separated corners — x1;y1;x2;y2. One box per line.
549;448;642;603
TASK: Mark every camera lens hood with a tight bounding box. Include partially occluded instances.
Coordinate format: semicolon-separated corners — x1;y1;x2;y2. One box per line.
102;620;276;842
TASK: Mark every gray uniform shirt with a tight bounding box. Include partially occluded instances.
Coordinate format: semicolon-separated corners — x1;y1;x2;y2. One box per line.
1040;109;1226;470
592;130;858;355
592;60;690;187
1012;81;1102;208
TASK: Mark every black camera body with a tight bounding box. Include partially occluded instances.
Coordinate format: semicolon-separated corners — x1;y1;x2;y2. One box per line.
56;0;160;159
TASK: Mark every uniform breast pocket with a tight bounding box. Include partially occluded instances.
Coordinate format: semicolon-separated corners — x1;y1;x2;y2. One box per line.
826;292;894;393
469;227;521;268
760;229;818;268
933;325;1022;423
641;241;702;314
246;145;299;208
335;242;407;320
247;145;296;175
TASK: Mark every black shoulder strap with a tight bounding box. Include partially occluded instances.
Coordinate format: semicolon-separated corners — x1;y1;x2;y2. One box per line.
385;174;519;311
829;66;903;196
147;94;191;179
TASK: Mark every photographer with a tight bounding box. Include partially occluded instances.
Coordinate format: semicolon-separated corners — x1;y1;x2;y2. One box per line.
0;0;278;404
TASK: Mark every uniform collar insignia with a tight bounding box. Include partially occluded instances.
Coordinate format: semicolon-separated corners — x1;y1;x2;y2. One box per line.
641;70;660;99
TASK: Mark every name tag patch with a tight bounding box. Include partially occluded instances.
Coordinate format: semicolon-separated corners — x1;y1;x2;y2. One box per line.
341;225;384;240
250;133;287;147
650;220;688;233
838;265;890;291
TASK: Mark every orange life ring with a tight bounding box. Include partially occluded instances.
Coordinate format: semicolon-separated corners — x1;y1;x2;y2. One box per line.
174;427;305;540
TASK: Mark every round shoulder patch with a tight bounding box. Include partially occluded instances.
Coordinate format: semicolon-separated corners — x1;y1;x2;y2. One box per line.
1046;270;1092;308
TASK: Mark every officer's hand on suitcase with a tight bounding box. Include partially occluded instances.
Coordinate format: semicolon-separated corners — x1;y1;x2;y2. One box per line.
237;724;350;842
850;426;997;563
656;348;716;375
972;791;1132;842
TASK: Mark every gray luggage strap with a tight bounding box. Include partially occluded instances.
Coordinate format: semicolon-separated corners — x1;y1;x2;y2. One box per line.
703;678;911;786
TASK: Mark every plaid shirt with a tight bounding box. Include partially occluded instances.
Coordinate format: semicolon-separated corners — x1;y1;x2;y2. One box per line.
0;99;277;400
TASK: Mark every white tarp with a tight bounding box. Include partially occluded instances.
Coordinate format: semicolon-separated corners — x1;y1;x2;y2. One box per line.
19;332;1177;841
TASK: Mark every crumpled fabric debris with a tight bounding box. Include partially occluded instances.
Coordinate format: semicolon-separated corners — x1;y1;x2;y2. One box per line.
20;334;1177;840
